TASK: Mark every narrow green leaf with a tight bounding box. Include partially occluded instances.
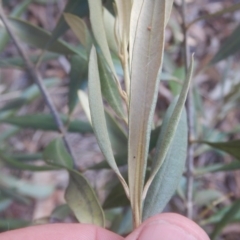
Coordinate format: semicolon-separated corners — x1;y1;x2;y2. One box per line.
34;0;58;3
194;189;223;207
50;204;72;222
65;170;105;227
87;0;116;75
43;0;89;50
103;7;118;54
211;25;240;64
98;53;124;118
211;200;240;239
8;17;83;56
201;204;240;226
143;55;194;199
64;13;92;50
0;219;30;231
0;52;59;69
88;47;129;197
68;55;88;114
42;137;105;226
1;114;93;133
105;110;127;154
0;187;30;205
77;90;127;153
195;161;240;175
0;174;54;199
103;181;129;209
0;151;57;171
0;0;32;53
43;138;73;169
143;100;188;220
128;0;167;225
169;67;185;96
201;140;240;161
0;78;58;112
4;153;43;162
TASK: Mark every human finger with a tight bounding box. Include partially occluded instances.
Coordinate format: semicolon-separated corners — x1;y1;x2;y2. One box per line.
0;223;124;240
126;213;210;240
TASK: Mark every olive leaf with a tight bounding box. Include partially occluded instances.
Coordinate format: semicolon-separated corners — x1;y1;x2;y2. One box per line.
64;13;92;50
43;138;105;227
8;17;82;56
143;55;194;199
65;171;105;227
88;47;129;197
143;99;188;220
115;0;132;93
103;7;118;54
128;0;168;227
87;0;116;76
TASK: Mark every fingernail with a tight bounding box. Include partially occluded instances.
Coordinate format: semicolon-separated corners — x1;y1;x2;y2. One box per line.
139;220;197;240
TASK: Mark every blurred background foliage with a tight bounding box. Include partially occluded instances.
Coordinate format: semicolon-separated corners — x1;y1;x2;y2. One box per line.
0;0;240;239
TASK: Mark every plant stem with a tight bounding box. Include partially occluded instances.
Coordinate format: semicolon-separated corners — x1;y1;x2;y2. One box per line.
181;0;194;219
0;6;78;169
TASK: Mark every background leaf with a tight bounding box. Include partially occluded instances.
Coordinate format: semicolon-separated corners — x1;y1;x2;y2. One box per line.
43;138;74;169
0;53;59;69
8;17;83;56
98;53;124;119
87;0;116;75
201;140;240;160
42;137;105;226
44;0;89;50
68;55;88;114
211;200;240;239
64;13;92;50
0;0;32;53
65;171;105;227
1;114;92;133
211;25;240;64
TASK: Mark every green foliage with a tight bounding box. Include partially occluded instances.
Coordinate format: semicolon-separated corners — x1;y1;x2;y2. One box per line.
0;1;240;238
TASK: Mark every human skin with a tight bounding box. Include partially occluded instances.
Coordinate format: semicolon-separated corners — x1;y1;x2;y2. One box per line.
0;213;210;240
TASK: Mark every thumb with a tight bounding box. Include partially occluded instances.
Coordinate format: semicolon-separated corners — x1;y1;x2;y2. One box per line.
126;213;210;240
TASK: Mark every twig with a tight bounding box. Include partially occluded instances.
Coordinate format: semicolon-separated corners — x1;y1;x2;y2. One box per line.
181;0;195;219
0;6;78;169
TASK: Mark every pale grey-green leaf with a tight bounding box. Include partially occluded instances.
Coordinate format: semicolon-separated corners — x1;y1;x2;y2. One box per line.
88;47;129;196
103;8;118;54
128;0;167;226
143;55;194;198
98;53;124;118
143;100;188;220
87;0;116;75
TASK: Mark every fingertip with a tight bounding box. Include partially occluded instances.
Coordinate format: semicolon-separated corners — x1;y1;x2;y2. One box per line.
126;213;210;240
0;224;123;240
